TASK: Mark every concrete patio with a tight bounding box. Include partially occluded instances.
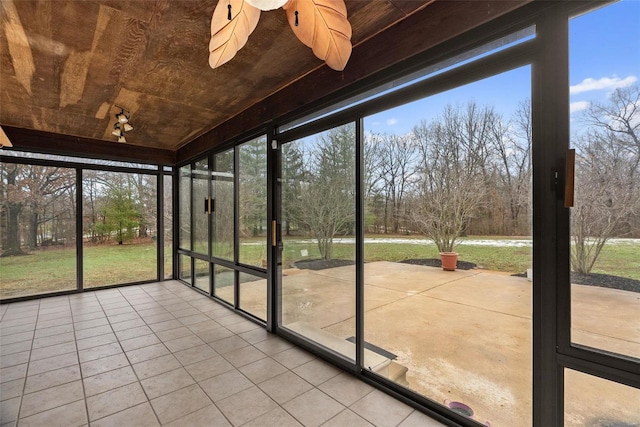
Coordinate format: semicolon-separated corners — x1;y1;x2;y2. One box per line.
241;261;640;427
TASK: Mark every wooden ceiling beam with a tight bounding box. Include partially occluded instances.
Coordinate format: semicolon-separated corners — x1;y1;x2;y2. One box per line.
1;126;175;166
177;0;529;163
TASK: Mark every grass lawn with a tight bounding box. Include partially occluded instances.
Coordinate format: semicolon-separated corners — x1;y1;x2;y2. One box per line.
0;243;172;299
1;236;637;299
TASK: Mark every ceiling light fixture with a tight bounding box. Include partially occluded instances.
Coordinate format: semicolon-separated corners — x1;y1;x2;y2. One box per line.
112;107;134;142
0;126;13;148
209;0;352;71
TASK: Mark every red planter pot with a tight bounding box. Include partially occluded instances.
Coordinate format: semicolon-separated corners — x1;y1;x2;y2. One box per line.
439;252;458;271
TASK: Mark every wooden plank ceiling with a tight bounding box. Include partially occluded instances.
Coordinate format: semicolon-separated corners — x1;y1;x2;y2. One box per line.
0;0;527;163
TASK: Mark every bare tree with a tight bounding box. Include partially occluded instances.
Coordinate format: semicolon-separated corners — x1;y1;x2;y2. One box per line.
294;125;355;259
411;103;493;252
373;133;418;234
490;99;532;235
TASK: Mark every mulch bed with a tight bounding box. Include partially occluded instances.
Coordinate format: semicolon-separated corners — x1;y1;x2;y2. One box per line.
293;258;640;294
400;258;478;270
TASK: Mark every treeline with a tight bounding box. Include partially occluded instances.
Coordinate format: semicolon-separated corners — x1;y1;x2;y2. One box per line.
281;85;640;273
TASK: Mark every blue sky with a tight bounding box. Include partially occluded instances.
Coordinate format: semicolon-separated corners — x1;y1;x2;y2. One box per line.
365;0;639;136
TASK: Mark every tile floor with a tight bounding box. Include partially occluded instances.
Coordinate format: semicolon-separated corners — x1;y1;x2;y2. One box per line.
0;281;446;427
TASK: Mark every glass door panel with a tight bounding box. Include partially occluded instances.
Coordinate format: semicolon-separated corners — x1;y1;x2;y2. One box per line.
564;369;640;426
213;150;234;260
179;165;191;250
280;123;356;361
179;254;192;285
163;174;173;279
239;137;268;268
569;0;640;360
194;258;210;293
363;67;532;426
213;264;235;305
83;171;157;288
239;272;266;321
0;163;77;299
192;158;209;255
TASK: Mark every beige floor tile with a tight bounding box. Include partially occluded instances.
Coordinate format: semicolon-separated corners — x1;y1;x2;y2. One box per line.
107;312;140;324
178;314;209;326
214;313;245;327
0;318;36;330
397;410;447;426
90;402;159;427
72;311;106;323
148;319;183;333
350;390;414;427
272;347;316;369
293;358;342;386
35;316;72;330
74;325;113;340
173;344;217;366
24;365;81;394
81;353;129;377
199;369;253;402
120;334;160;351
226;320;261;334
18;399;87;427
1;331;34;345
319;372;374;406
223;345;266;368
238;327;271;344
83;365;137;397
140;312;175;325
185;320;220;334
30;341;77;361
110;318;146;332
31;332;74;349
163;404;231;427
1;340;31;357
140;367;195;399
76;333;117;351
0;350;30;369
321;409;374;427
155;326;194;342
216;385;278;426
114;325;152;341
78;342;122;363
86;382;147;421
258;371;314;404
27;352;78;376
132;354;181;380
163;334;205;353
239;357;288;384
74;318;110;331
33;324;73;339
150;383;212;424
0;397;20;424
196;327;235;344
170;308;200;318
0;378;24;401
0;363;27;383
0;324;35;338
183;355;234;382
209;335;250;354
283;388;345;427
126;343;170;364
242;407;303;427
19;380;84;418
254;337;295;356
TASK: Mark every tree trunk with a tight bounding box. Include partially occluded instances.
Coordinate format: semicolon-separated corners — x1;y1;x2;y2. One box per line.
28;211;38;249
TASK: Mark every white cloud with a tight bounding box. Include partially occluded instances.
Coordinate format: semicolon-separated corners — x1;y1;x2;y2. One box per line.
570;75;637;95
570;101;590;114
386;118;398;126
